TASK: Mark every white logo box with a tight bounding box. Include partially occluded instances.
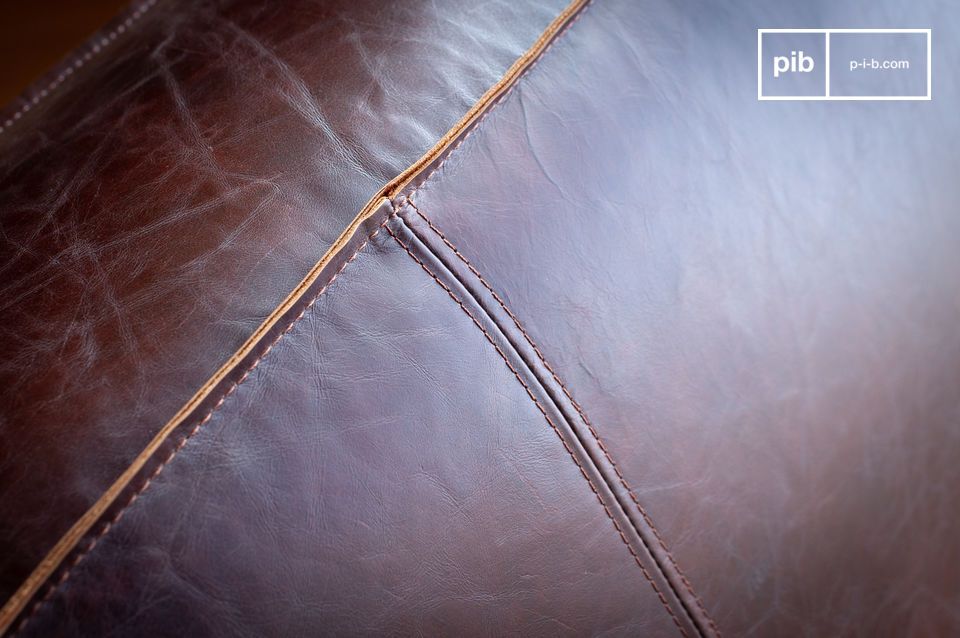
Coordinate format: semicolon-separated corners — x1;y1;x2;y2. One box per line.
757;29;932;101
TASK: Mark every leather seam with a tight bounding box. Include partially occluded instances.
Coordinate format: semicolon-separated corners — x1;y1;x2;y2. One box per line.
0;195;391;635
388;0;591;197
0;0;159;136
404;198;721;637
0;0;593;631
400;1;592;198
391;0;717;629
9;216;393;637
387;209;690;638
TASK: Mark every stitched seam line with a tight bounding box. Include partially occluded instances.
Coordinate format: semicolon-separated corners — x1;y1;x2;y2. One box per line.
0;0;159;136
11;218;391;637
400;1;591;200
405;200;720;636
392;0;716;630
0;1;591;630
386;213;689;638
387;0;589;197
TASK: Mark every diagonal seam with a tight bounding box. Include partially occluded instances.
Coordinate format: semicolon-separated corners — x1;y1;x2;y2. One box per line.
386;210;690;638
404;198;722;637
0;0;594;632
8;216;393;637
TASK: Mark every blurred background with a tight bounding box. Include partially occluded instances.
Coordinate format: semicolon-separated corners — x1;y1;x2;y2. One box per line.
0;0;127;106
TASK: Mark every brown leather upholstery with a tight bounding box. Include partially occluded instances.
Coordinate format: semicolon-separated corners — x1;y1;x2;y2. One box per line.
1;0;958;635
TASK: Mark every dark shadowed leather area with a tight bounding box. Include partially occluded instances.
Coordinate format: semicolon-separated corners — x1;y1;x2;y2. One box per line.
3;0;960;635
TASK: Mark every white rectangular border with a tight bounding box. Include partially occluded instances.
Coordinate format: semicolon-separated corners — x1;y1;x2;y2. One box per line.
757;28;931;101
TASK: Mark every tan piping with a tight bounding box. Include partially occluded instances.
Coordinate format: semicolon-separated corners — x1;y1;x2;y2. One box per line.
0;0;589;631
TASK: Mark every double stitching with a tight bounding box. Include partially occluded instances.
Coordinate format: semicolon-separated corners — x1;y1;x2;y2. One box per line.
404;199;721;637
386;212;690;637
390;0;716;628
2;0;595;631
5;1;703;635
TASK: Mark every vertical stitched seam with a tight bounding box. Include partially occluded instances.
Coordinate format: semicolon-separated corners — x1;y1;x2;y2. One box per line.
386;212;689;638
10;218;391;637
405;198;720;637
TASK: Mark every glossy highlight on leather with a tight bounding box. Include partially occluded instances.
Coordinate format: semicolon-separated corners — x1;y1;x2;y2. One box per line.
2;0;959;635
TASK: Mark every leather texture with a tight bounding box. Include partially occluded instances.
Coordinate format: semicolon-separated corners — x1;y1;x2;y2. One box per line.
11;208;692;637
0;0;568;614
406;0;960;635
2;0;960;635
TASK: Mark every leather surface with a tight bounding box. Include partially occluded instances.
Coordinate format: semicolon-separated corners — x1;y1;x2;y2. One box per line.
3;0;960;635
0;0;567;608
408;0;960;635
15;210;686;637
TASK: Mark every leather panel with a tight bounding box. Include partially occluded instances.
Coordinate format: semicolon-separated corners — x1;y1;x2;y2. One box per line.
408;0;960;635
396;199;715;636
0;0;570;605
17;211;683;637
